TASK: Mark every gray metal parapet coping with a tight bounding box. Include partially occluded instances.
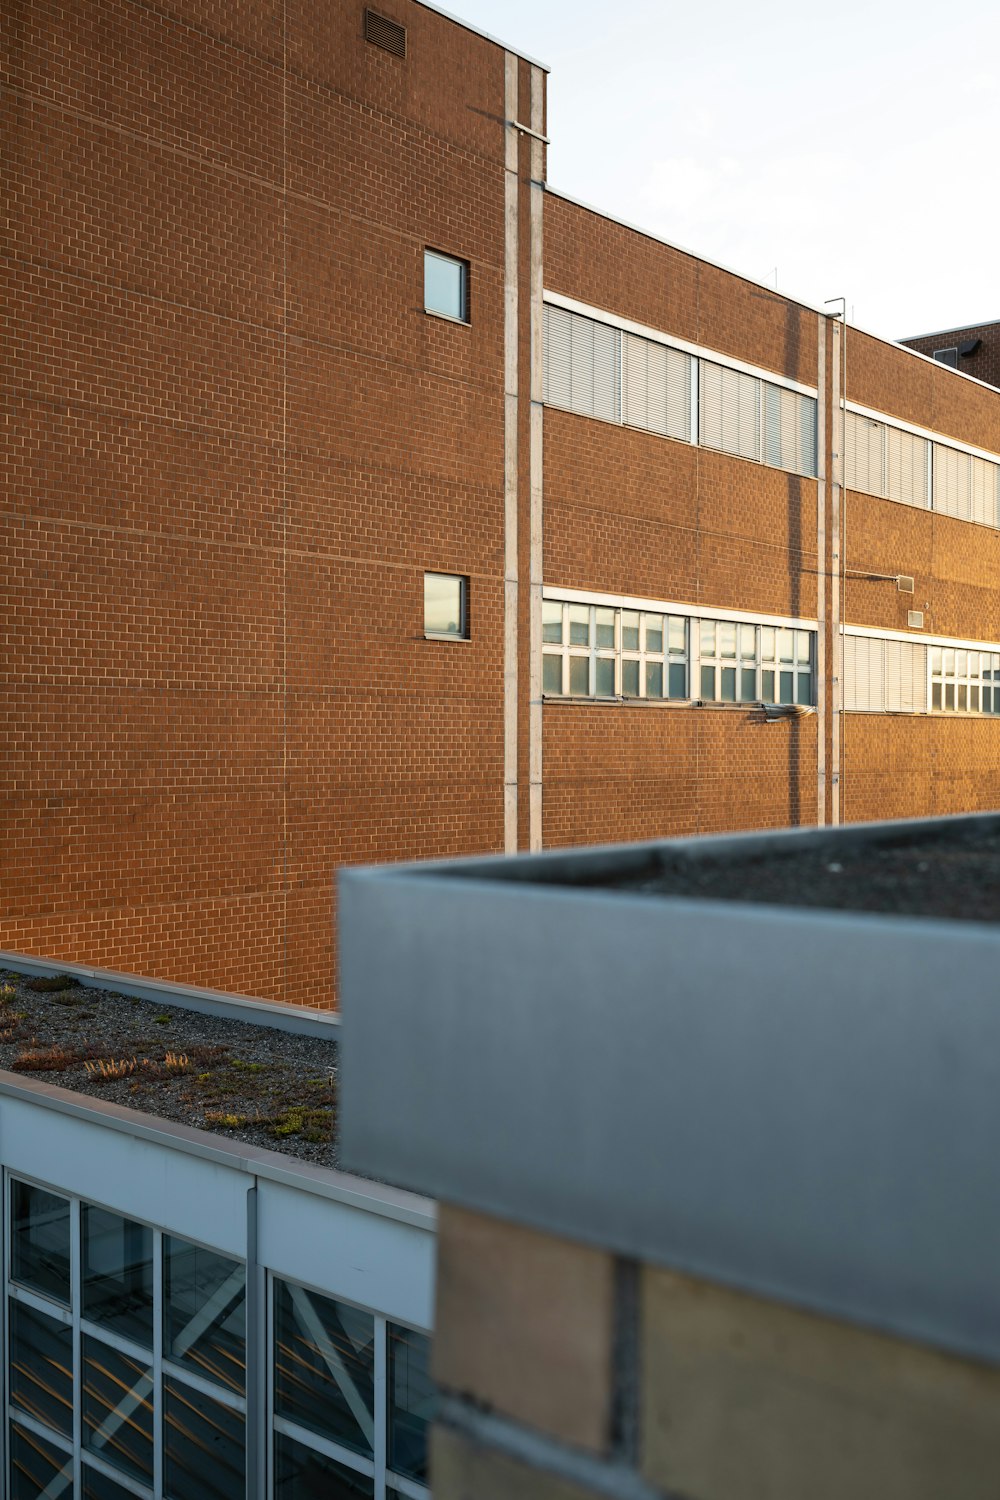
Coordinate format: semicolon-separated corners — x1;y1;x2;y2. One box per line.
341;809;1000;1367
0;1070;435;1233
0;950;339;1039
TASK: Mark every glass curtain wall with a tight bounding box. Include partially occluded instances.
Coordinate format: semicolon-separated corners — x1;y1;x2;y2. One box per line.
5;1176;431;1500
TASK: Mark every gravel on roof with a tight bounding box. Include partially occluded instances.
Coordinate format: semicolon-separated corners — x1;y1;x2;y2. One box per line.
0;969;340;1166
612;830;1000;924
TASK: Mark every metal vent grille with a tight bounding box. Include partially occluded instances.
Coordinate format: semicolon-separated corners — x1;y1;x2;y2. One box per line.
907;610;925;629
896;574;915;594
365;8;406;56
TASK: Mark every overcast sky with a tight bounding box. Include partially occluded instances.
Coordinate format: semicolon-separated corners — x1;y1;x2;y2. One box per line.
452;0;1000;343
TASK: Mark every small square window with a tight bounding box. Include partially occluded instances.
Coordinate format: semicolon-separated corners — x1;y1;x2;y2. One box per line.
424;573;467;638
424;251;468;322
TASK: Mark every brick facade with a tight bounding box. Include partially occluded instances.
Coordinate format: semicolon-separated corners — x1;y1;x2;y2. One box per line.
902;319;1000;393
7;0;1000;1005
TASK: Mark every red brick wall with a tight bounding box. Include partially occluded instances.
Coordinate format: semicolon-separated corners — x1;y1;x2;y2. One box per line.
541;197;821;849
842;332;1000;823
543;708;817;847
3;0;514;1006
10;1;1000;1004
901;322;1000;396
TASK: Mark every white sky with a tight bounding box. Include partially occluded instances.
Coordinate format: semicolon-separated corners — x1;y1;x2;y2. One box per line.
450;0;1000;342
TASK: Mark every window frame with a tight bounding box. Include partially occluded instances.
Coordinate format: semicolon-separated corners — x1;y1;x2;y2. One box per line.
542;599;814;709
423;250;469;325
930;646;1000;715
423;573;468;641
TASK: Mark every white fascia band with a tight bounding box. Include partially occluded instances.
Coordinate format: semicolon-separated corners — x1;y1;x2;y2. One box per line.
543;585;818;634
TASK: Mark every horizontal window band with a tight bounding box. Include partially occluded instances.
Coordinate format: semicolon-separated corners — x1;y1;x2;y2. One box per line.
543;290;818;399
543;696;815;712
845;623;1000;656
845;401;1000;469
543;585;818;633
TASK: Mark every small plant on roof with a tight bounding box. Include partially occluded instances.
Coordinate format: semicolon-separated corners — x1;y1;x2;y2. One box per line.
26;975;81;994
0;983;18;1002
85;1056;138;1081
13;1045;82;1073
153;1013;172;1025
162;1052;190;1076
205;1111;246;1129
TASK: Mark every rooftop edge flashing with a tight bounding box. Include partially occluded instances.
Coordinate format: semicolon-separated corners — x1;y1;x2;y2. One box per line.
0;950;338;1038
341;810;1000;1367
899;320;1000;344
342;806;1000;888
546;187;1000;400
0;1069;436;1232
413;0;549;70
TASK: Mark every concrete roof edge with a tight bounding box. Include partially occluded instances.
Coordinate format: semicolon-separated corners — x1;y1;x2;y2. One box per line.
0;950;339;1038
898;320;1000;344
0;1070;437;1232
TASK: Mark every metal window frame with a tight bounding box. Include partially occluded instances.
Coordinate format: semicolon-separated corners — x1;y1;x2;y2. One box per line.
4;1170;250;1500
543;303;818;477
422;250;469;324
423;572;468;641
267;1271;429;1500
929;646;1000;716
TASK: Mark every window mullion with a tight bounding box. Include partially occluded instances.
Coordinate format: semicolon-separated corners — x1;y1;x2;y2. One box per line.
374;1314;387;1499
152;1229;164;1500
71;1195;81;1499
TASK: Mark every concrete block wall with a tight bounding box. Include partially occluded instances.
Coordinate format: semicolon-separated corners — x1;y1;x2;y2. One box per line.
431;1207;1000;1500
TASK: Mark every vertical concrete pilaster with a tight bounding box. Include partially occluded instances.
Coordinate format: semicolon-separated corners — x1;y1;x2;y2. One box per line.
503;53;520;853
528;66;546;851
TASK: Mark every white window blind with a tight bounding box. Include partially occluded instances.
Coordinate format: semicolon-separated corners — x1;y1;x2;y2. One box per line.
763;384;817;478
699;361;760;461
933;443;971;519
843;634;886;711
845;411;885;496
970;456;999;527
844;634;927;713
622;333;691;442
886;426;929;508
884;639;928;712
543;304;621;423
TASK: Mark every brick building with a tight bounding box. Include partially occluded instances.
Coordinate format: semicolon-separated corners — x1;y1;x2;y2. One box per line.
6;0;1000;1009
901;320;1000;390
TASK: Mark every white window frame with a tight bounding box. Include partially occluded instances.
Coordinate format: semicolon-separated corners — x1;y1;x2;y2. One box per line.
929;646;1000;716
542;594;814;708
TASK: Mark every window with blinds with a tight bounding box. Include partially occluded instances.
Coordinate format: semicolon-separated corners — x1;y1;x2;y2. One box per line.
885;426;929;507
763;383;817;478
622;333;691;441
542;302;818;477
845;411;1000;526
933;443;971;519
971;456;1000;527
843;635;928;713
845;412;885;497
543;304;621;423
699;361;760;462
